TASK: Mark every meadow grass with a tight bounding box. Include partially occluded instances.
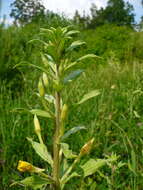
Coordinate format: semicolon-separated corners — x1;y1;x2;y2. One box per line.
1;61;143;189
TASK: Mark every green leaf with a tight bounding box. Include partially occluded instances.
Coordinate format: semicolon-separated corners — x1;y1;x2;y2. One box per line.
14;61;50;75
66;40;86;52
77;90;100;105
81;159;107;177
61;143;77;159
64;54;101;73
41;53;56;72
45;94;55;104
90;182;97;190
63;69;83;84
64;61;77;72
27;138;53;167
28;39;48;47
12;108;29;113
20;175;51;190
12;108;53;119
128;150;137;175
76;54;101;62
61;126;86;141
40;28;54;35
65;30;80;37
30;109;52;118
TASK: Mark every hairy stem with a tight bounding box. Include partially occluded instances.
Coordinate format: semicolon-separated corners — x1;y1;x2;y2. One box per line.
53;65;61;190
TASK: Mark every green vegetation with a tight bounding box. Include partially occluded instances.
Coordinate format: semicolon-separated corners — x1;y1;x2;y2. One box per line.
1;0;143;189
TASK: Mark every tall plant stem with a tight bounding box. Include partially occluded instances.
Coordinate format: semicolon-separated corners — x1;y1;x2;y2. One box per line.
53;65;61;190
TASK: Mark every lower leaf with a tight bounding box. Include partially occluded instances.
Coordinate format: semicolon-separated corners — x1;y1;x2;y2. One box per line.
19;175;51;190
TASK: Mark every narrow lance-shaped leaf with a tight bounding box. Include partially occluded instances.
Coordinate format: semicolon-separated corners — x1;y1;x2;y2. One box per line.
13;61;52;77
61;126;86;141
30;109;52;118
19;175;51;190
27;138;53;167
65;30;80;37
66;40;86;52
12;108;52;119
41;53;56;73
76;54;101;62
44;94;55;104
28;39;48;46
40;28;54;35
63;69;84;84
77;90;100;105
64;54;102;72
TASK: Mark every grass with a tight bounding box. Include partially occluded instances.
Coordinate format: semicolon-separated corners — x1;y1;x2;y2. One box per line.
1;60;143;189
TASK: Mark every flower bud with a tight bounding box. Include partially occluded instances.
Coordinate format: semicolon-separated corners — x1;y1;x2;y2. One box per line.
42;72;49;88
38;78;45;97
34;115;41;135
61;104;68;121
17;160;44;173
80;138;94;155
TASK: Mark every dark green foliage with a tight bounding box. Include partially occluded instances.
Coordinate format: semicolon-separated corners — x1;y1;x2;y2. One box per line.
73;0;135;29
101;0;134;26
10;0;45;25
81;24;134;62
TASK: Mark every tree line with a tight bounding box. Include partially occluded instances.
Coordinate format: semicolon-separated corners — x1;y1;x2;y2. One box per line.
9;0;143;29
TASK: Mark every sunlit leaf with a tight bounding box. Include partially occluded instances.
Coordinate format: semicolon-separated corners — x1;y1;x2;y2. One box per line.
66;40;86;52
65;30;80;37
76;54;101;62
81;159;107;177
40;28;54;35
30;109;52;118
27;138;53;167
77;90;100;105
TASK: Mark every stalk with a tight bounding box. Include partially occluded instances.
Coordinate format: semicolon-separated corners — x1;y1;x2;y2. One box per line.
53;65;61;190
61;153;82;184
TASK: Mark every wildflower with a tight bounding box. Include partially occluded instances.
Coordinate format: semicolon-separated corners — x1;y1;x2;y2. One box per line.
17;160;44;173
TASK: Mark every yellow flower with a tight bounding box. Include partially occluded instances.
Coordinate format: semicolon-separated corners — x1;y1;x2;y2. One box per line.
17;160;44;173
